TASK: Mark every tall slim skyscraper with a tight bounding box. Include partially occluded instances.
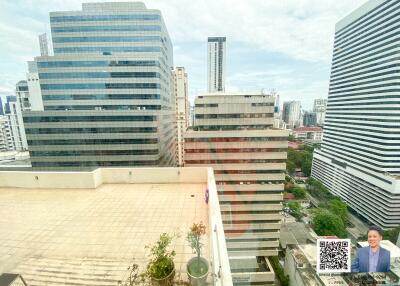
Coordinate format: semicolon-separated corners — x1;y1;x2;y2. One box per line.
207;37;226;92
173;67;188;166
39;33;49;56
312;0;400;228
23;2;176;170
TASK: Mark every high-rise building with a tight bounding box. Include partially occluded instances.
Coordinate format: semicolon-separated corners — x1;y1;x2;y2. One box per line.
207;37;226;92
15;80;31;112
312;0;400;228
313;98;327;126
185;92;288;284
282;101;302;128
0;97;4;116
0;116;11;151
4;96;28;151
303;111;317;127
26;61;44;111
189;102;195;127
23;2;176;170
173;67;189;166
39;33;49;56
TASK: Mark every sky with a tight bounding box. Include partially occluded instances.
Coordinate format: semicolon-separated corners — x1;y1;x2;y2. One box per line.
0;0;367;110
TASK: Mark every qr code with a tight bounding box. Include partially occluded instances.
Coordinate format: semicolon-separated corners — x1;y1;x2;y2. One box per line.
317;239;351;273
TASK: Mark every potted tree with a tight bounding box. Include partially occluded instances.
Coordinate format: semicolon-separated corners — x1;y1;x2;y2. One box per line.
146;233;176;286
186;222;209;286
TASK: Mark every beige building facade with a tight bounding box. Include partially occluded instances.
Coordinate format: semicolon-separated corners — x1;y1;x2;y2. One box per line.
185;92;288;284
173;67;189;166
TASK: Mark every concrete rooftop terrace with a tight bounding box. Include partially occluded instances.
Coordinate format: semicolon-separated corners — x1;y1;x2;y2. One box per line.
0;167;232;286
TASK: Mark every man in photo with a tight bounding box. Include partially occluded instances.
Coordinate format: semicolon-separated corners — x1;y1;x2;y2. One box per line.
351;225;391;272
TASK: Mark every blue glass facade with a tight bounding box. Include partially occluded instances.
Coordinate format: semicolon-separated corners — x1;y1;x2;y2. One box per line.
25;2;176;170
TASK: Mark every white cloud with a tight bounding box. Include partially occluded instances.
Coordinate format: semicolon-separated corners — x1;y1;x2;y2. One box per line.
145;0;366;63
0;0;367;107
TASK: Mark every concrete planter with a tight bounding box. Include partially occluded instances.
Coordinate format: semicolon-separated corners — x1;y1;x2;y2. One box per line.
187;257;209;286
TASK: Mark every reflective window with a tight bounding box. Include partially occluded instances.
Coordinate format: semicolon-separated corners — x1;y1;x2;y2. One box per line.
37;60;160;68
28;138;158;145
42;94;160;100
54;47;161;53
24;115;156;123
52;25;161;33
39;72;160;79
41;83;161;90
50;14;161;22
53;36;161;43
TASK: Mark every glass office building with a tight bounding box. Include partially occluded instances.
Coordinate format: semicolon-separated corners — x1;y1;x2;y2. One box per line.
23;2;176;170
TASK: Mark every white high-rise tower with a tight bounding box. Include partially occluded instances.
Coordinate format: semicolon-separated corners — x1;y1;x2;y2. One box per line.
207;37;226;92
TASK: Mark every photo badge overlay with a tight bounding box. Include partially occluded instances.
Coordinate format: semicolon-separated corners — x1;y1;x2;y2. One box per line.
317;239;351;273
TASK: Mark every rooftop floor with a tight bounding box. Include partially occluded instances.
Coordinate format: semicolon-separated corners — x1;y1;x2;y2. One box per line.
0;183;209;285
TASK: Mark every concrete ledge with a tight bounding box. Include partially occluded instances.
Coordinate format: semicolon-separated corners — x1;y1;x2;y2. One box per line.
0;167;210;189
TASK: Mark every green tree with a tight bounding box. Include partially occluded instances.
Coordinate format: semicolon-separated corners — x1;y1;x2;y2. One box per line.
312;209;347;238
306;178;332;202
384;226;400;243
288;134;295;141
292;187;306;199
288;201;303;221
287;148;302;168
327;198;348;225
301;156;313;176
286;160;296;175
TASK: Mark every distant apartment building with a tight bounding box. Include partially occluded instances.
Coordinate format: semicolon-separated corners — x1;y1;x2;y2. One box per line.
173;67;189;166
23;2;176;170
312;0;400;228
4;96;28;151
302;111;317;127
15;80;31;112
293;127;323;144
0;116;11;151
185;92;288;284
313;98;327;126
26;61;44;111
282;101;302;128
189;102;195;127
207;37;226;92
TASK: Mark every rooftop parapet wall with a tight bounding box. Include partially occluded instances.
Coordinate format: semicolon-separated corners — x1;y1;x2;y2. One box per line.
0;167;209;189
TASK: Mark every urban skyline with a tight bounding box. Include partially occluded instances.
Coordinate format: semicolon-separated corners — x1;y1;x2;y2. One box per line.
1;1;400;285
0;0;367;109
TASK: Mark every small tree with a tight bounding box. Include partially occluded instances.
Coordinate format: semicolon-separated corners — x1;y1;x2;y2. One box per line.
120;263;147;286
187;222;207;276
146;233;176;280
